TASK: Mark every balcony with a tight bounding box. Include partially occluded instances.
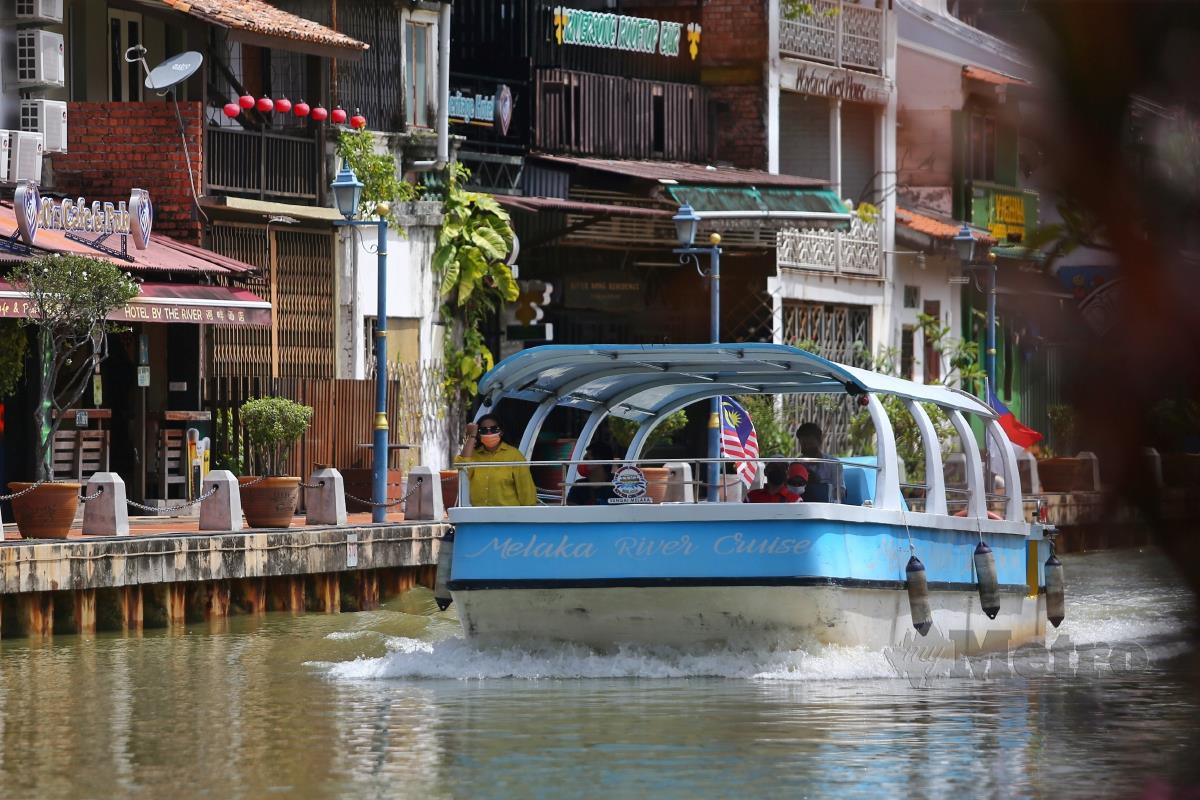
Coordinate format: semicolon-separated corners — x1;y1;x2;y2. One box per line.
779;1;885;74
206;126;325;205
777;216;883;279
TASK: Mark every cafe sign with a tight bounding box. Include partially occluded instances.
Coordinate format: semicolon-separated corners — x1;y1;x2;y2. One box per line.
553;6;697;60
969;183;1038;244
14;182;153;250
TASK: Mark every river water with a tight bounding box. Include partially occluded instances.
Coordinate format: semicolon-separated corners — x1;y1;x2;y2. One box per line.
0;548;1196;800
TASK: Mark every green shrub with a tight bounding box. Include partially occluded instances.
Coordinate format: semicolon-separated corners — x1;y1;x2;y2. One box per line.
240;397;313;476
609;409;689;455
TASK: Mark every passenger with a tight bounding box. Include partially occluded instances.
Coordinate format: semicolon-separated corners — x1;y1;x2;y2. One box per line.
745;462;800;503
795;422;845;503
785;462;810;499
457;415;537;506
567;442;619;506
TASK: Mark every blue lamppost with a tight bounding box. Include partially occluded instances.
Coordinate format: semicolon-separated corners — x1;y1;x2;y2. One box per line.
673;203;723;502
332;160;391;523
953;223;998;394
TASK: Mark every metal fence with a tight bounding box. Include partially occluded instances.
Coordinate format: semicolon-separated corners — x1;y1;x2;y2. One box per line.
777;216;884;278
779;0;885;74
206;126;324;203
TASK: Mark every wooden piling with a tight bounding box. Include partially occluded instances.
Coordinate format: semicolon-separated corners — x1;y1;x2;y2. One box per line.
237;579;268;615
159;584;187;628
269;577;306;613
356;570;380;611
206;581;231;620
73;590;97;635
312;574;340;614
17;593;53;638
121;586;143;634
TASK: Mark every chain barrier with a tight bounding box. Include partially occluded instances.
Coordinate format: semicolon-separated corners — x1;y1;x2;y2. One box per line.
0;480;47;502
125;484;220;514
239;475;269;488
298;480;327;490
344;476;423;510
79;486;105;502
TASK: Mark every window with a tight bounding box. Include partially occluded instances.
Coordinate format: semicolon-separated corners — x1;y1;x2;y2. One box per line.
405;21;431;127
903;285;921;309
967;113;996;182
108;9;143;102
900;327;915;381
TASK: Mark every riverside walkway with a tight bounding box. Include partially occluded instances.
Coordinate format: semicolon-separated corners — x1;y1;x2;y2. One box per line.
0;515;449;638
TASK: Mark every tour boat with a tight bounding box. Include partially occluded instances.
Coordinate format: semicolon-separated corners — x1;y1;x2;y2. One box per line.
440;344;1062;655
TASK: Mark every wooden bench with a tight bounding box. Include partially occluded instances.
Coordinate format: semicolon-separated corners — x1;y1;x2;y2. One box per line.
148;429;188;501
49;429;110;483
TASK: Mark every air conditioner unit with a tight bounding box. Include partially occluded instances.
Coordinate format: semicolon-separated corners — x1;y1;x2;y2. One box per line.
0;133;11;183
9;131;44;184
16;29;65;87
15;0;63;24
21;99;67;152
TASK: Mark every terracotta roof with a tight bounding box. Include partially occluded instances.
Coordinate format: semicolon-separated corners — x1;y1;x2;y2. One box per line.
897;206;996;244
963;65;1031;87
529;155;829;188
0;202;258;275
158;0;368;56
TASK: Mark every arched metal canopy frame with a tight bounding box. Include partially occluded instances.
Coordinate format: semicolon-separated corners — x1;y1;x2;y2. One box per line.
475;344;1013;518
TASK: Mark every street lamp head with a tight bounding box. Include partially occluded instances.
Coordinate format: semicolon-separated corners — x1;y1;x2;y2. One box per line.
709;232;722;246
952;223;977;264
673;203;701;248
330;159;364;220
375;201;391;218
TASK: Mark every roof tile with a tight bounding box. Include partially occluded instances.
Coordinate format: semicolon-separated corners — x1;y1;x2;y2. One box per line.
160;0;368;53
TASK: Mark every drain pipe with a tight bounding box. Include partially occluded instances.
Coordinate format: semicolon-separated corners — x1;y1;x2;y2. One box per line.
412;1;450;171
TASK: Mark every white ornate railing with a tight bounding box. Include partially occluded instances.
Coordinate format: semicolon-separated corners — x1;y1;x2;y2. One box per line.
779;0;884;74
776;216;883;278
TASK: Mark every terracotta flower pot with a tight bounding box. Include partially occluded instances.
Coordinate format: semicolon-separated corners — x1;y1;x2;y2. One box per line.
641;467;670;504
440;469;459;510
9;481;81;539
239;476;300;528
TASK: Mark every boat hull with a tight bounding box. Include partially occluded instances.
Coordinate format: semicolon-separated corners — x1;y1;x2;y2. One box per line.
446;504;1050;655
452;584;1045;654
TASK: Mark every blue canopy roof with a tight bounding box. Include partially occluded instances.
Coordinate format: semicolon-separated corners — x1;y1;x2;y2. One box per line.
478;344;996;421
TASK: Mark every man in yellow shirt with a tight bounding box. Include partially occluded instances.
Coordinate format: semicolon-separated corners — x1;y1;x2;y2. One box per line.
457;415;538;506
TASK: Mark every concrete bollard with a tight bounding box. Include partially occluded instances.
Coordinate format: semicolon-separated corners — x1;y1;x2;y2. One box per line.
306;467;347;526
199;470;243;532
82;472;130;536
1077;451;1101;492
663;462;695;503
404;466;443;521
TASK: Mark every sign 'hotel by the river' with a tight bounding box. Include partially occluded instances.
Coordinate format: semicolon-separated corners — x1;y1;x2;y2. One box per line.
553;6;700;60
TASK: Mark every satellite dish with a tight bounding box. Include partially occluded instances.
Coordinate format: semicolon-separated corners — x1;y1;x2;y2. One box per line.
144;51;204;93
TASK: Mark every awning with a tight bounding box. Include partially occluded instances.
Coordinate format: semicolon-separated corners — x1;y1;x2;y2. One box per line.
156;0;368;59
529;155;829;188
667;185;850;220
897;206;996;245
496;195;672;219
0;202;256;276
479;343;995;422
0;280;271;327
963;65;1031;88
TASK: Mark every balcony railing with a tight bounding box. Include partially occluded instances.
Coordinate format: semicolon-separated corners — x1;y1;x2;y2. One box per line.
777;216;883;278
206;126;324;204
779;0;885;74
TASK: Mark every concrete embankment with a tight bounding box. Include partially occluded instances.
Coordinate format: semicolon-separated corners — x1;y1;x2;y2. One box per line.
0;522;449;638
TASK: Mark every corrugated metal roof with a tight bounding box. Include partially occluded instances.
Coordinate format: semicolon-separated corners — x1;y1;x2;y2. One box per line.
495;195;672;219
529;155;829;188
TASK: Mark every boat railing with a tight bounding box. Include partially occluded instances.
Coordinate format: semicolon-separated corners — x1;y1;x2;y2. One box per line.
454;456;878;507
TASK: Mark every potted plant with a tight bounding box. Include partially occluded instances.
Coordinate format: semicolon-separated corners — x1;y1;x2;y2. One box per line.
609;410;689;503
239;396;313;528
7;255;137;538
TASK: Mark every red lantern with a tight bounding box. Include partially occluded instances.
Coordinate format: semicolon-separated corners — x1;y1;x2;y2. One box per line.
331;106;347;125
274;97;292;114
238;95;255;109
293;100;310;118
222;102;241;118
256;97;274;113
310;105;328;122
350;113;367;130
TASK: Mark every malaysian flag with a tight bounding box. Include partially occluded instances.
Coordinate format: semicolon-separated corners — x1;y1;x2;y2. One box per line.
720;396;759;487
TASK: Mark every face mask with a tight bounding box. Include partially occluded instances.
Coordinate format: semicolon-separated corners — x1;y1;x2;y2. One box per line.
480;433;502;449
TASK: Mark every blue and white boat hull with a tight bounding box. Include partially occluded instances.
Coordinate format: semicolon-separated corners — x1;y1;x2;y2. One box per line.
447;505;1049;654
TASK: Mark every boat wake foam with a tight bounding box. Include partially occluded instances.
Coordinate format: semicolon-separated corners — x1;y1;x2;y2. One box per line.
322;636;904;682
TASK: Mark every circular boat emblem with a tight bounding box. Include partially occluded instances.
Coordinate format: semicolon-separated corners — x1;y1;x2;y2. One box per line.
611;465;648;499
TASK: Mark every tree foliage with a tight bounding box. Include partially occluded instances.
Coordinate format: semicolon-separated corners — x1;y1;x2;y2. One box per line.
0;319;27;399
11;254;139;480
608;409;689;455
433;163;518;400
335;129;420;223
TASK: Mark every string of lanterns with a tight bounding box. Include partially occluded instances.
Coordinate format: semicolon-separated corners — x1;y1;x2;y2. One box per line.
221;96;367;129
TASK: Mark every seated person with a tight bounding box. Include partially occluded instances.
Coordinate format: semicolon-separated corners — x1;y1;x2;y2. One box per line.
794;421;845;502
567;442;619;506
785;462;810;500
746;462;801;503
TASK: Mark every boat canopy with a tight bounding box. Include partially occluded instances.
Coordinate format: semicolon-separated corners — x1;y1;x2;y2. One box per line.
477;344;996;421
